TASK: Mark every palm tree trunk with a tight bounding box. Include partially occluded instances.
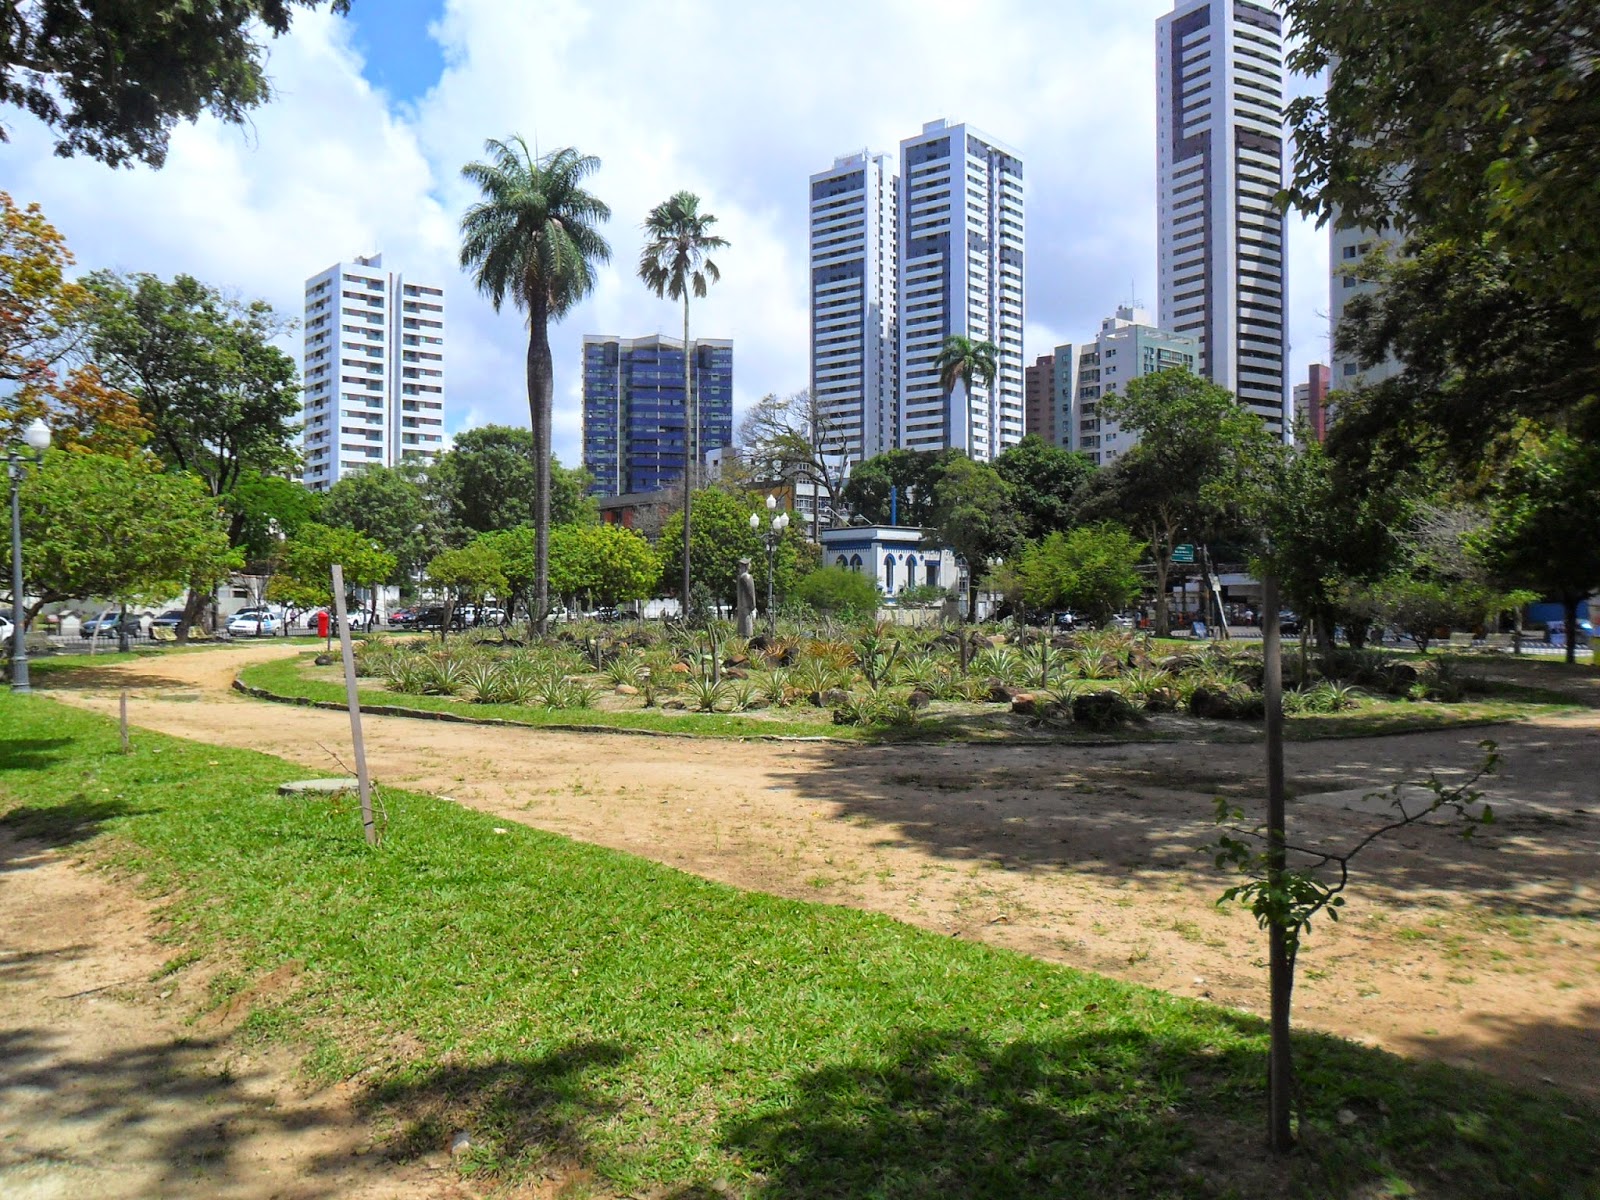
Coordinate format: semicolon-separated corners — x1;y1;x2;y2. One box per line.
528;300;554;635
681;294;693;616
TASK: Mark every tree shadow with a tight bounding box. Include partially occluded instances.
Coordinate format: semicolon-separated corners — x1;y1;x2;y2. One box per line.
662;1026;1598;1199
0;797;140;863
0;735;75;772
356;1040;630;1175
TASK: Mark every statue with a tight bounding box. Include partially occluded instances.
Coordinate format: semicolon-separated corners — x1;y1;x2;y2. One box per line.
734;557;757;637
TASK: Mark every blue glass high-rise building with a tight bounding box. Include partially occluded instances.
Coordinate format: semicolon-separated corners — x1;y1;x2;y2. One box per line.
582;334;734;498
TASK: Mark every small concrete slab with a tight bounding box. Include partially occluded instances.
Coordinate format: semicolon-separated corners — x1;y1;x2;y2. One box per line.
277;778;359;797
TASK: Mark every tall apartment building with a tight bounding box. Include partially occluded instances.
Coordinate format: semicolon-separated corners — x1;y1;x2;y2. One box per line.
1329;216;1406;391
1023;353;1056;443
1293;361;1331;443
809;151;900;468
581;334;733;498
1155;0;1289;435
1054;306;1198;466
897;119;1025;461
300;254;445;491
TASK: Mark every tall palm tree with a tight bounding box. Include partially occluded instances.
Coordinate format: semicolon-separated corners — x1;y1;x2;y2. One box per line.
638;192;728;616
459;137;610;633
934;334;999;452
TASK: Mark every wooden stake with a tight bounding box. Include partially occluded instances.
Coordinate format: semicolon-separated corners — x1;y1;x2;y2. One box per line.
119;690;129;754
331;564;377;846
1262;576;1292;1151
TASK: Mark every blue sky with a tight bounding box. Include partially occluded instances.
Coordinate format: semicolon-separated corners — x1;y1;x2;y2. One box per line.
1;0;1330;468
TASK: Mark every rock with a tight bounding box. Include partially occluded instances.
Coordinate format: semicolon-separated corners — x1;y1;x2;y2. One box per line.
723;667;749;680
313;654;335;666
1072;691;1139;731
449;1130;473;1157
821;687;851;707
614;683;639;696
1187;687;1237;720
661;698;688;710
726;653;750;667
278;778;359;797
669;661;691;675
1010;693;1039;716
1336;1108;1358;1127
907;689;933;710
986;681;1023;704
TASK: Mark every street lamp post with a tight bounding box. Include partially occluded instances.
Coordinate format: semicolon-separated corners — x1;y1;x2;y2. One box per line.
8;418;52;693
748;493;790;636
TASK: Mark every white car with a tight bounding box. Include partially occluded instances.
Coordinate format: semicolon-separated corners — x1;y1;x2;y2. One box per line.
0;615;13;644
227;609;281;637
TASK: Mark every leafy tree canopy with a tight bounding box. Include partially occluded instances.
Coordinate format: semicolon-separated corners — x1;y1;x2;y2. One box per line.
841;448;955;527
993;435;1097;541
226;470;322;569
320;462;437;583
429;424;595;536
1014;525;1145;626
793;565;879;620
657;488;809;607
1282;0;1600;318
81;271;302;520
424;543;507;607
926;455;1021;619
0;1;350;168
6;450;236;613
549;523;661;607
267;523;394;611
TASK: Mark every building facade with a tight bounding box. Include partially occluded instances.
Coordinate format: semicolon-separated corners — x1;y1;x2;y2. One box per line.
1293;362;1331;442
1023;353;1056;443
1329;215;1406;391
819;525;958;602
1155;0;1289;435
581;334;733;498
300;254;445;491
809;151;900;468
1055;306;1198;466
897;119;1025;461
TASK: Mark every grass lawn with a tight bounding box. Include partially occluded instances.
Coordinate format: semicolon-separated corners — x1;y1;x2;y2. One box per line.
1;692;1595;1197
238;652;1579;747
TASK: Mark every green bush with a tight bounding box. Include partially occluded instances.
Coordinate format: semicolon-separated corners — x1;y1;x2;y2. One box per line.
794;566;880;619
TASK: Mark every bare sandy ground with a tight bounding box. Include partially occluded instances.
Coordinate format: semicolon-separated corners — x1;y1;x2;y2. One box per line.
25;642;1600;1119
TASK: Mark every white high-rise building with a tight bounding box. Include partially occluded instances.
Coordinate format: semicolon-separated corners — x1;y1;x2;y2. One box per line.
808;151;900;467
300;254;445;491
1155;0;1289;434
1329;214;1406;392
897;119;1024;461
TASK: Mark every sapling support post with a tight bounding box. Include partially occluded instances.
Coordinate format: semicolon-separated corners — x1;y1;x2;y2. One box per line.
119;690;129;754
1262;576;1292;1151
331;564;377;847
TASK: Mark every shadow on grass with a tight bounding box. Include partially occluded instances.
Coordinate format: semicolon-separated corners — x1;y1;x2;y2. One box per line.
0;797;138;860
659;1027;1598;1200
0;736;75;772
361;1040;629;1173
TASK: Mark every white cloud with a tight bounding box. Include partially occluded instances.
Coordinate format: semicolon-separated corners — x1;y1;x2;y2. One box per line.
0;0;1330;465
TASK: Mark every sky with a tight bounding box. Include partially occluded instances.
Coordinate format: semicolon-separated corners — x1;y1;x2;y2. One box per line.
1;0;1330;468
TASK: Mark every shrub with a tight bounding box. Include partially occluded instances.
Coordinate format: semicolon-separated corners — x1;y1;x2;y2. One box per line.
794;566;881;619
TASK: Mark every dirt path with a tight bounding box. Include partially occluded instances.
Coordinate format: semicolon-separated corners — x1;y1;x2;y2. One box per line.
36;642;1600;1105
0;824;471;1198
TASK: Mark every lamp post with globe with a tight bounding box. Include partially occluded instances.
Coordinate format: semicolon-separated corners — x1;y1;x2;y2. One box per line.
748;493;790;635
8;417;51;692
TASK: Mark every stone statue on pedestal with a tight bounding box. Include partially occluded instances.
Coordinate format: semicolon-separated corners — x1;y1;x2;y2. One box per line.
734;557;757;637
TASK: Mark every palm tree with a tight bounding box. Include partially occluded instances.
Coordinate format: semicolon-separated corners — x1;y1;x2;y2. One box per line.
934;335;999;452
459;137;610;633
638;192;728;616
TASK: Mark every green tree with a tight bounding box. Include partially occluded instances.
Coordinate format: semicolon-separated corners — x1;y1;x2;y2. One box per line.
267;523;395;626
1281;0;1600;318
1015;525;1144;626
638;190;729;614
657;489;806;612
6;451;236;645
548;523;661;610
1473;429;1600;665
926;456;1020;621
428;425;595;537
0;1;350;168
459;138;611;634
840;448;952;527
423;543;507;642
794;565;880;620
81;270;303;638
1080;370;1278;636
993;435;1097;541
933;335;998;421
736;388;850;532
226;470;322;568
320;461;438;584
1330;237;1600;471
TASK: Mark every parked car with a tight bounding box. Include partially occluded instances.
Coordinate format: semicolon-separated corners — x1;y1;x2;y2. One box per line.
226;609;281;637
1278;611;1303;636
475;607;508;627
414;606;466;632
149;609;187;629
81;610;145;638
0;615;12;644
1109;613;1135;630
388;607;419;628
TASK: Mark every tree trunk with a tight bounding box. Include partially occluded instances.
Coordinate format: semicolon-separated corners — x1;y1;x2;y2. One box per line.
527;301;554;636
681;294;694;618
1564;593;1579;666
177;583;206;644
1261;577;1294;1152
117;601;131;654
1151;550;1171;638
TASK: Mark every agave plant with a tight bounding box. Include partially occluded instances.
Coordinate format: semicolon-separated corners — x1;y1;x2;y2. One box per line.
898;652;949;693
604;652;643;687
970;645;1024;686
684;673;728;713
856;628;904;690
757;667;793;707
385;658;433;695
725;678;760;712
791;657;845;697
802;639;857;671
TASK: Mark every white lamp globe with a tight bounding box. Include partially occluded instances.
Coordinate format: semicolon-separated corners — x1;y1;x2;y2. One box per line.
23;418;51;452
748;512;760;530
766;493;777;511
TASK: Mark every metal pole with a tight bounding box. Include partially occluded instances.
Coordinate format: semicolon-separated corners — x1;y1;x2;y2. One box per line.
9;452;31;693
766;533;776;636
1262;575;1292;1151
331;564;377;846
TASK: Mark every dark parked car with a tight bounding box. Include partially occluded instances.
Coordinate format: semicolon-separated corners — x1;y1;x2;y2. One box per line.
1278;611;1302;636
149;609;187;629
415;606;467;632
80;610;145;637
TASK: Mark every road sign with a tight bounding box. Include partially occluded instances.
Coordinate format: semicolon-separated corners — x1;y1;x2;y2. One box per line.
1171;543;1196;564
